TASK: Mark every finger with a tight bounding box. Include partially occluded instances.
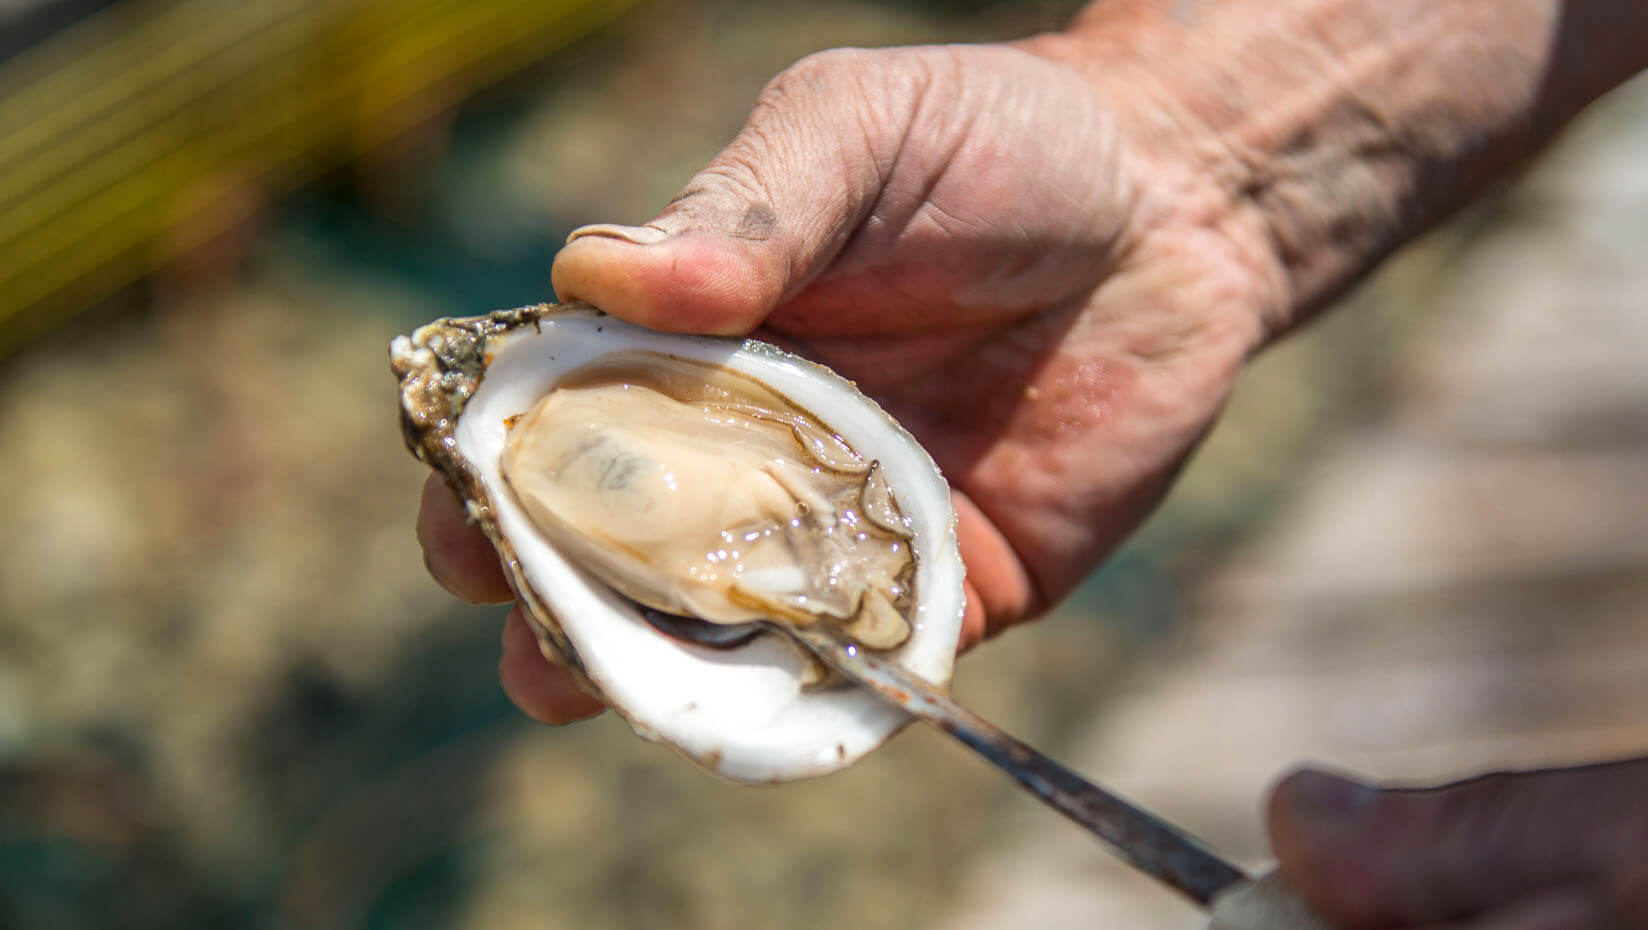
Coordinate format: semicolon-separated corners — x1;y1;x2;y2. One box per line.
1267;761;1648;929
417;473;513;603
1600;864;1648;927
499;606;606;725
952;489;1041;640
552;47;907;335
957;579;988;654
1413;889;1597;930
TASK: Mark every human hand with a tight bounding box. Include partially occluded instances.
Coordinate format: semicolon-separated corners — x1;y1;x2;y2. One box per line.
420;0;1648;725
418;39;1285;722
1264;760;1648;928
421;37;1287;722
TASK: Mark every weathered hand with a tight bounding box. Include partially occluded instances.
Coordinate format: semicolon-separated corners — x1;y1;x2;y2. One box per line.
1268;762;1648;928
418;41;1282;722
417;2;1648;922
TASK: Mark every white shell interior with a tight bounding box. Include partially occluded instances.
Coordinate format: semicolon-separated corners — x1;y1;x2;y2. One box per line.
454;310;965;782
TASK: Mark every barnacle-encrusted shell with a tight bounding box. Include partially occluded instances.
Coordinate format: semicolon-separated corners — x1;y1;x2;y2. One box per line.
391;303;966;782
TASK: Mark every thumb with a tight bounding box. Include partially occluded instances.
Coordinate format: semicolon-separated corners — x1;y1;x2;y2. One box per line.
550;48;907;336
1266;763;1648;929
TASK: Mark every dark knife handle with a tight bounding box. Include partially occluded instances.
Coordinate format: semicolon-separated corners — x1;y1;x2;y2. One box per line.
785;623;1249;908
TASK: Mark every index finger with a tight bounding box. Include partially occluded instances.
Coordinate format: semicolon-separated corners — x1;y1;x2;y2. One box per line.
416;472;514;604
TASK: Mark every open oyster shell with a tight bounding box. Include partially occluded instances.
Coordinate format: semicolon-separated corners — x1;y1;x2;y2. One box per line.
391;303;966;782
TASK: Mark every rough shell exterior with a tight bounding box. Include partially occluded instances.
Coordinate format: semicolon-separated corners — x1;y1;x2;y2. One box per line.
390;302;966;781
392;305;587;669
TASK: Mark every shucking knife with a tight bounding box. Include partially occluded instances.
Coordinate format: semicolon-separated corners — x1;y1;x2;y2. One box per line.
644;609;1336;930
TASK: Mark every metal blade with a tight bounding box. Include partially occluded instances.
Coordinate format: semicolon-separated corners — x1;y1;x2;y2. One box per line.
781;622;1249;908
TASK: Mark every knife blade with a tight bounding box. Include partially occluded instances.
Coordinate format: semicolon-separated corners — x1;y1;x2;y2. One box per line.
779;621;1247;906
640;608;1335;928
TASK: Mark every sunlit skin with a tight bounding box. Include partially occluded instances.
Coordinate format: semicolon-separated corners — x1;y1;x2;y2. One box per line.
419;1;1648;926
421;41;1274;719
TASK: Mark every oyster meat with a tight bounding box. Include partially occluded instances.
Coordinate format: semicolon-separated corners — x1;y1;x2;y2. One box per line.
391;303;965;782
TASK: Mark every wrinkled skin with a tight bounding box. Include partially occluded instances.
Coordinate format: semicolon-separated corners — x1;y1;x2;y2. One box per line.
416;28;1648;930
418;42;1281;722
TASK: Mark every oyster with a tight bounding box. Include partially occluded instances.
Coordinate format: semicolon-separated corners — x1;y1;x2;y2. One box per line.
391;303;965;782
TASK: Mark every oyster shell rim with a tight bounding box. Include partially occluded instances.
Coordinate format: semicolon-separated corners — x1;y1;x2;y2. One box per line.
391;302;965;781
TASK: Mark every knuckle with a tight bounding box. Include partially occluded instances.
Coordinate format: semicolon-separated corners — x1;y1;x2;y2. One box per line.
759;47;873;107
761;45;944;111
1435;772;1524;842
744;45;932;180
693;160;766;203
664;160;772;233
1428;772;1545;887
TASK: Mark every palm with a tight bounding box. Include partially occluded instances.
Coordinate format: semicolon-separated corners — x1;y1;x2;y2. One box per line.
742;46;1269;619
431;41;1278;720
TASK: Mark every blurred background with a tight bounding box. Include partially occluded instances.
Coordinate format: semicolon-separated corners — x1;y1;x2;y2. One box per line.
2;1;1645;928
